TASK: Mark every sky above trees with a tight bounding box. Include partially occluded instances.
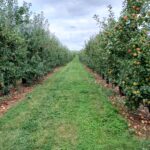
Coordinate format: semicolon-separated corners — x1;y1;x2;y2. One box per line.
18;0;123;50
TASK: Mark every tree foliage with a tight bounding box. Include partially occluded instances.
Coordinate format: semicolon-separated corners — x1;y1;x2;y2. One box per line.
80;0;150;111
0;0;73;94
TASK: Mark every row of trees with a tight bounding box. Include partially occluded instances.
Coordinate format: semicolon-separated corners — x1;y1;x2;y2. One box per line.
0;0;73;94
80;0;150;111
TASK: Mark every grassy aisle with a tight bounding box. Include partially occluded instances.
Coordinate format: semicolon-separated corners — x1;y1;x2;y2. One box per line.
0;58;149;150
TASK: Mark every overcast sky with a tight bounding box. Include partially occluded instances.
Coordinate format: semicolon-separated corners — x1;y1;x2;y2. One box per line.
18;0;124;50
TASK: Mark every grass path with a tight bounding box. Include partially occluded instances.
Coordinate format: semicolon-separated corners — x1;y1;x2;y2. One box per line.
0;58;149;150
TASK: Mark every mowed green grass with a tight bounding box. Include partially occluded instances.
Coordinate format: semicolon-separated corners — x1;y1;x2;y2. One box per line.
0;58;149;150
